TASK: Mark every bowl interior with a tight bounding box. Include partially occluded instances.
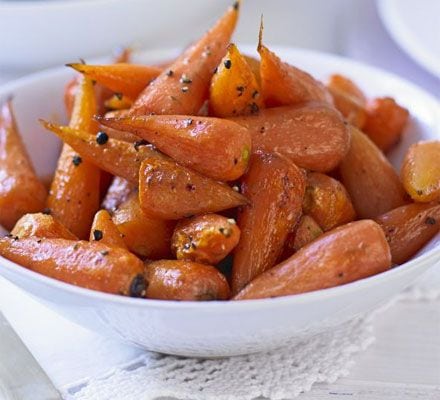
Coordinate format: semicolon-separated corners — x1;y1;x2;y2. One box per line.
0;45;439;308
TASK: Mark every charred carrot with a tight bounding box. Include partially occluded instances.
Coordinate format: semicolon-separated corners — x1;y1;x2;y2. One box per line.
129;2;239;115
0;100;47;230
99;114;251;181
235;220;391;300
138;157;248;220
0;237;147;297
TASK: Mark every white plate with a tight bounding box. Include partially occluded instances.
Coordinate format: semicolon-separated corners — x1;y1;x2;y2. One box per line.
378;0;440;78
0;46;439;357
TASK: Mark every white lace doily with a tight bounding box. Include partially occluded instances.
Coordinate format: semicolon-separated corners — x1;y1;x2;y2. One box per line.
63;270;440;400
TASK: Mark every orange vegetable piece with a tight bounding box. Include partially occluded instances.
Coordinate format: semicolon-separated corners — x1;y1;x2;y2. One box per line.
0;237;147;296
104;93;133;111
138;157;248;220
0;100;47;230
46;77;101;239
145;260;230;301
363;97;409;152
339;126;407;218
90;209;127;249
303;172;356;231
42;121;161;184
102;177;136;213
129;2;239;115
243;55;261;85
327;74;367;128
11;213;77;240
232;102;350;172
68;63;161;101
99;114;251;181
209;43;263;117
258;24;331;107
401;140;440;203
172;214;240;264
376;202;440;265
112;193;175;259
232;152;305;294
235;220;391;300
281;215;323;260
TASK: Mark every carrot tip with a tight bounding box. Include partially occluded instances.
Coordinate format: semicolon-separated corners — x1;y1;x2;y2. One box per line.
258;15;264;51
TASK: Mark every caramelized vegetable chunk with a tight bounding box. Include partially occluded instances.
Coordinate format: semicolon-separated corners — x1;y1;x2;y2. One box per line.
376;202;440;264
283;215;323;258
235;220;391;300
0;100;47;230
68;63;161;100
112;193;174;259
0;237;147;297
210;43;263;117
90;209;127;249
232;152;305;294
145;260;230;300
401;140;440;202
363;97;409;152
172;214;240;264
11;213;77;240
99;115;251;181
232;102;349;172
339;126;407;218
327;74;367;128
258;30;331;107
303;172;356;231
42;121;161;184
102;177;136;212
139;157;248;220
130;3;239;115
47;77;101;239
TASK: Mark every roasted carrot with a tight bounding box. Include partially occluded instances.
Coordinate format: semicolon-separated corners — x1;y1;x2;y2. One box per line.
102;177;136;212
172;214;240;264
0;237;147;296
104;94;133;111
99;114;251;181
327;74;367;128
231;102;350;172
258;24;331;107
209;43;263;117
243;55;261;85
339;126;407;218
46;77;101;239
145;260;230;300
376;202;440;264
139;157;248;220
363;97;409;152
68;63;161;100
235;220;391;300
90;209;127;249
112;193;175;259
401;140;440;203
0;100;47;230
303;172;356;231
232;152;305;294
11;213;77;240
41;121;161;184
129;2;239;115
281;214;323;259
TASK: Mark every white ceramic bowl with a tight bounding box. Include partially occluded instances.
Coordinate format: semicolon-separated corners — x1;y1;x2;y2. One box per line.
0;46;439;357
0;0;230;70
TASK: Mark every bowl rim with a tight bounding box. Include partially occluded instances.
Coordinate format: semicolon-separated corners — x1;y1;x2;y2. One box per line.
0;45;439;311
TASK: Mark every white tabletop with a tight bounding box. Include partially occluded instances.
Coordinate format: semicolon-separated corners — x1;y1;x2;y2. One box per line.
0;1;439;399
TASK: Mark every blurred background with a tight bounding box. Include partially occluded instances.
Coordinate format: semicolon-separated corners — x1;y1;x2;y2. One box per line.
0;0;438;96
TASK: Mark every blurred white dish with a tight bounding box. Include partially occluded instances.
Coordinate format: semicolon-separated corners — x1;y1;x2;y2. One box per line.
0;46;439;357
0;0;230;70
378;0;440;78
